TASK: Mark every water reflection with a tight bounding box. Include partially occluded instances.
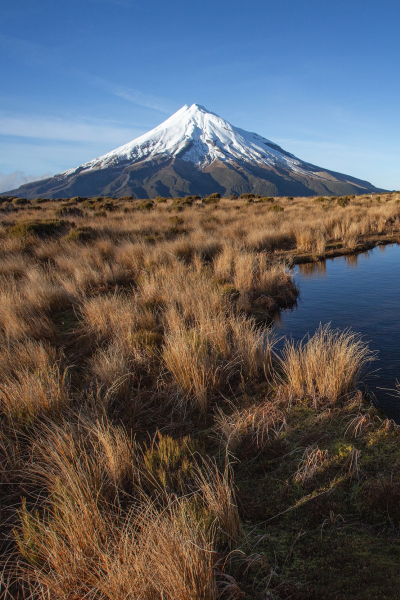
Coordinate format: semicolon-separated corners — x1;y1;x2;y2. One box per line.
272;308;283;326
275;244;400;421
298;261;327;278
344;253;359;268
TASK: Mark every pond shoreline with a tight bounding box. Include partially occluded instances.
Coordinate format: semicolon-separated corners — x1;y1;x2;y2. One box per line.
274;241;400;423
276;232;400;266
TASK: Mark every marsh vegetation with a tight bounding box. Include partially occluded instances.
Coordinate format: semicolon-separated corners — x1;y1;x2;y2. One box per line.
1;192;400;599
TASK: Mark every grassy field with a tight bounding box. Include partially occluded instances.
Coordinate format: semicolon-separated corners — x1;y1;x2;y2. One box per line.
1;191;400;599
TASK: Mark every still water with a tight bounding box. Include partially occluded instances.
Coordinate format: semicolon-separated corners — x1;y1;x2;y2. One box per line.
274;244;400;420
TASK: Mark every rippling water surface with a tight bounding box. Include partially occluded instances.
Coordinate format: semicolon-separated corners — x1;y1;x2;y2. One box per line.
274;244;400;420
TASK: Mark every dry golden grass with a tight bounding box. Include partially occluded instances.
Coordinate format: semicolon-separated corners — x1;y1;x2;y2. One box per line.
293;445;329;483
0;191;392;599
194;458;242;545
0;344;69;426
13;414;243;600
280;324;374;404
345;412;375;438
163;309;274;411
215;401;287;452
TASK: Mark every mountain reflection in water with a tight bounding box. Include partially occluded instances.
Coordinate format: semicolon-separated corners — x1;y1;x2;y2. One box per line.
275;244;400;422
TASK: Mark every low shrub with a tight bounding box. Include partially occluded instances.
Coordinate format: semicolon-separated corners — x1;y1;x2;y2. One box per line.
12;198;30;206
55;205;84;217
69;196;86;203
0;201;15;213
66;226;96;242
267;205;284;212
337;196;350;207
137;200;155;211
168;216;184;227
202;193;220;204
171;197;194;210
7;219;71;239
143;433;197;493
81;199;96;209
101;201;116;211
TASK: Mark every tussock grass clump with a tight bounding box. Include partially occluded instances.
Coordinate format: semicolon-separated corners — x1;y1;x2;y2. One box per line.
295;227;326;254
0;283;56;344
281;324;374;403
213;244;297;315
194;458;242;545
36;418;137;496
163;308;274;411
80;293;156;343
0;355;69;425
81;293;158;405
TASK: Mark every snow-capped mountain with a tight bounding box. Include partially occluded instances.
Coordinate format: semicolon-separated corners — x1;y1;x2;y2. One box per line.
5;104;383;199
60;104;308;177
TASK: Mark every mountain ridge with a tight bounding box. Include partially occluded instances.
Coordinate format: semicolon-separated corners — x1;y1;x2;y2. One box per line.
3;104;385;198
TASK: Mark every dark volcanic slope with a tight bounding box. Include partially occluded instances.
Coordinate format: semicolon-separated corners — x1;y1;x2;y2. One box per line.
3;104;385;199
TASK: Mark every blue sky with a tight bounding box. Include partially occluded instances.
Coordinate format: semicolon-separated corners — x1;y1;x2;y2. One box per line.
1;0;400;191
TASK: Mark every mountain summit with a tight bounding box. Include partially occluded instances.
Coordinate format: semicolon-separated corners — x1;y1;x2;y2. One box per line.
5;104;383;198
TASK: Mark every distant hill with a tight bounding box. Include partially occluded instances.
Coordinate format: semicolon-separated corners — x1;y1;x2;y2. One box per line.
3;104;385;199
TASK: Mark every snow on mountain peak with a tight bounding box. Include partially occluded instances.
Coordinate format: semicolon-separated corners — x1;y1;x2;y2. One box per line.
60;104;308;178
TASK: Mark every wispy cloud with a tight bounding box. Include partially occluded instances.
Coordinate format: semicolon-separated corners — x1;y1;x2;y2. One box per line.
0;171;52;194
0;113;145;144
89;76;179;114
